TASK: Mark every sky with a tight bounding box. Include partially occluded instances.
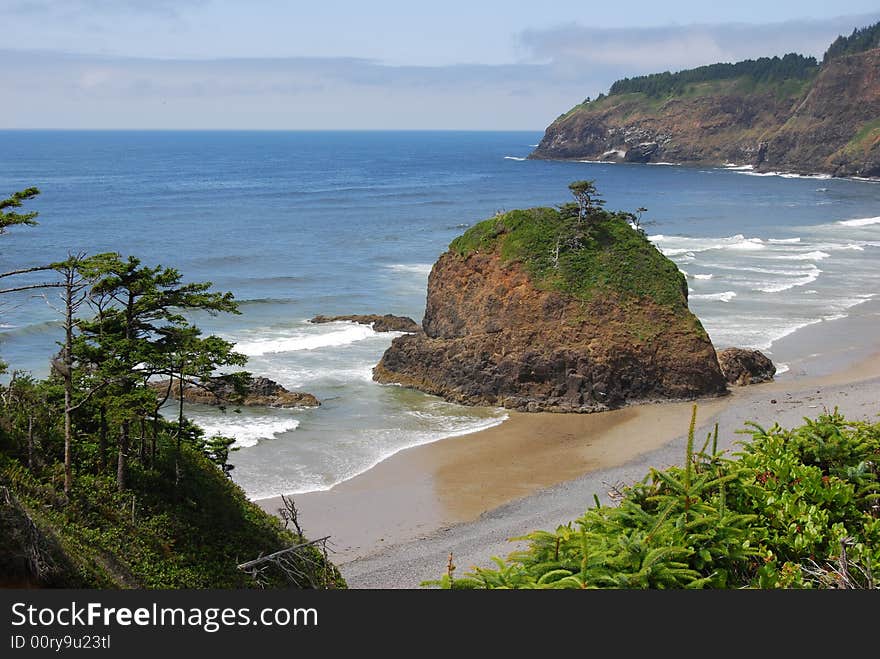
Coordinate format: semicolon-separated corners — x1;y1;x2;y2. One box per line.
2;0;879;129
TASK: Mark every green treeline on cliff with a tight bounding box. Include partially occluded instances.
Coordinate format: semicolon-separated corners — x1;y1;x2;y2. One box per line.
600;19;879;101
607;53;819;99
0;188;343;588
824;21;880;63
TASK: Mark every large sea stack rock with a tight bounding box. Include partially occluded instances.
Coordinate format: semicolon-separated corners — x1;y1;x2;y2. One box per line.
374;206;728;412
717;348;776;386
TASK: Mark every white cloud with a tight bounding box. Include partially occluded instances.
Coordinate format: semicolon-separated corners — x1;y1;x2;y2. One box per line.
518;13;880;76
2;13;878;129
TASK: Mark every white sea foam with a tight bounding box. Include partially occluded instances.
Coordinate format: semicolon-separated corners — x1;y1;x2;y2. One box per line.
0;324;15;329
691;291;737;302
838;216;880;227
727;238;766;250
823;313;848;322
528;144;539;147
272;411;509;496
191;416;301;449
652;234;768;254
270;363;376;387
754;266;821;293
504;156;526;161
712;264;818;276
693;274;713;280
769;319;824;347
779;173;832;180
775;251;830;261
723;164;754;171
236;323;378;356
768;237;801;244
386;263;433;275
712;317;825;351
775;363;790;375
736;170;831;180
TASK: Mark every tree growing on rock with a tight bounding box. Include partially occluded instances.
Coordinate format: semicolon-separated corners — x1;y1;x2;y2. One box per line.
568;180;605;224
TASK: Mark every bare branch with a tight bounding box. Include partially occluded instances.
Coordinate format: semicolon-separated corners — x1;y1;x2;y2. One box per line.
0;283;64;295
236;537;331;571
0;264;55;279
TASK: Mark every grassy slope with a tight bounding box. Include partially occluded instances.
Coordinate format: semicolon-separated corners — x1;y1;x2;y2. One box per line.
562;75;813;120
0;446;345;588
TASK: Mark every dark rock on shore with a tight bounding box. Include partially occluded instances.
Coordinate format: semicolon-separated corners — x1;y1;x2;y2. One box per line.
310;314;421;333
624;142;659;163
151;375;320;408
717;348;776;386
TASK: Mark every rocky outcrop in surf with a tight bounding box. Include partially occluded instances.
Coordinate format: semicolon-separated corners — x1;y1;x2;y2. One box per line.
151;375;320;408
309;314;420;333
717;348;776;386
373;196;729;412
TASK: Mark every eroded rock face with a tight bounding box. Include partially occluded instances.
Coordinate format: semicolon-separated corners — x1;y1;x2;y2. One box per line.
152;376;320;408
717;348;776;386
374;249;728;412
310;314;421;333
530;49;880;178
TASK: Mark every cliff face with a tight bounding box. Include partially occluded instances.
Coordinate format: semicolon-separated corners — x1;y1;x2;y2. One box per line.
531;49;880;177
532;82;797;167
762;50;880;177
374;208;728;412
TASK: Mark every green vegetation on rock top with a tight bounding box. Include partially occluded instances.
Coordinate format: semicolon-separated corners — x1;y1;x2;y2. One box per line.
450;187;687;310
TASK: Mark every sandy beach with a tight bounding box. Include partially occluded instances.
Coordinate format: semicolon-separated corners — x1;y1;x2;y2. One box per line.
257;323;880;588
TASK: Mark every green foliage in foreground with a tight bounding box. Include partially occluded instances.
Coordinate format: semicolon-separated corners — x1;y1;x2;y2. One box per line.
449;196;687;310
0;420;345;589
428;409;880;589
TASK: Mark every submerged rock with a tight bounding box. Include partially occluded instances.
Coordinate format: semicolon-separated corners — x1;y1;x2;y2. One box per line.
152;375;320;408
717;348;776;386
310;314;421;333
374;205;728;412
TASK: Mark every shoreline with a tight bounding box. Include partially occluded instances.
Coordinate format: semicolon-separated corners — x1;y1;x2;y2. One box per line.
339;353;880;588
256;343;880;587
253;304;880;587
524;155;880;183
256;395;731;561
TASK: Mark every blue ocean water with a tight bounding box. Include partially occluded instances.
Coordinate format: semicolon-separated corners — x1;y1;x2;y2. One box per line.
1;131;879;497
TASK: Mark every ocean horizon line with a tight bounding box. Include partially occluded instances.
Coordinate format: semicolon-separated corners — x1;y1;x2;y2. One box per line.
0;127;545;134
